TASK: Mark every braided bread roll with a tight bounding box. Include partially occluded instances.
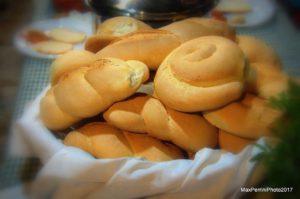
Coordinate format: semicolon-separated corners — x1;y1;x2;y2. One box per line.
103;95;218;152
40;58;149;130
50;50;97;85
96;30;182;70
160;17;236;42
85;16;152;53
203;94;282;139
154;36;246;112
64;122;184;162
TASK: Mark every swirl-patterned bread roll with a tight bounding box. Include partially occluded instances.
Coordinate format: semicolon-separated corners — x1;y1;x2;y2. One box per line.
154;36;246;112
40;58;149;130
64;122;184;162
104;95;218;152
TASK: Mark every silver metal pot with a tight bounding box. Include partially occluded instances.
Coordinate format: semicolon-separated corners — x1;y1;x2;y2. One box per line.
86;0;216;21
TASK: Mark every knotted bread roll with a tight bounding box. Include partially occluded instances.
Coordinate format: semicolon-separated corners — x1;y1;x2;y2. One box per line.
64;122;184;162
160;17;236;42
85;16;152;53
154;36;245;112
203;94;282;139
40;58;149;130
104;95;218;152
96;30;182;70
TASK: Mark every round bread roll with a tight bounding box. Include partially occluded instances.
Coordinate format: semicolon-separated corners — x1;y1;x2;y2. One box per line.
104;95;218;152
64;122;184;162
160;17;236;42
50;50;97;85
246;63;289;99
96;30;182;70
85;16;152;53
32;41;72;54
219;130;254;154
96;16;152;36
203;94;282;139
237;35;282;69
40;58;149;130
154;36;245;112
48;28;86;44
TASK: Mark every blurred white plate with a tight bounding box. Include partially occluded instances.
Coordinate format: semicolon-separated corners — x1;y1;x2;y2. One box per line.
214;0;276;27
14;13;95;59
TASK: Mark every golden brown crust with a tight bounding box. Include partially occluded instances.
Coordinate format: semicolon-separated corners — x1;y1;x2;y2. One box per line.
154;36;245;112
104;95;218;152
40;58;149;130
218;129;254;154
85;16;152;53
246;63;289;99
96;16;152;36
85;35;115;53
237;35;288;98
237;35;282;68
50;50;97;85
160;17;236;42
39;89;80;130
96;30;182;70
203;94;282;139
64;122;184;161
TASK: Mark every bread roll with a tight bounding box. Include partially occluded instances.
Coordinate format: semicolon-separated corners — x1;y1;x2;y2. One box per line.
104;95;218;152
219;130;254;154
64;122;184;162
96;30;182;70
96;16;152;36
40;58;149;130
238;36;288;98
48;28;86;44
160;17;236;42
237;35;282;69
246;63;289;99
32;41;72;54
85;16;152;53
50;50;97;85
84;35;115;54
154;36;245;112
203;94;282;139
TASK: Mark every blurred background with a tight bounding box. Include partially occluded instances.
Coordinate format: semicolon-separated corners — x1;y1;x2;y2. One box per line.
0;0;89;163
0;0;34;163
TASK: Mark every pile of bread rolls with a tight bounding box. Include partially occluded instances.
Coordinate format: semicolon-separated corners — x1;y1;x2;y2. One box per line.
39;16;288;162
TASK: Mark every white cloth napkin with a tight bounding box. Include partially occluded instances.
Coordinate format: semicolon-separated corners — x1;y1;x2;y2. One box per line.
14;87;263;199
